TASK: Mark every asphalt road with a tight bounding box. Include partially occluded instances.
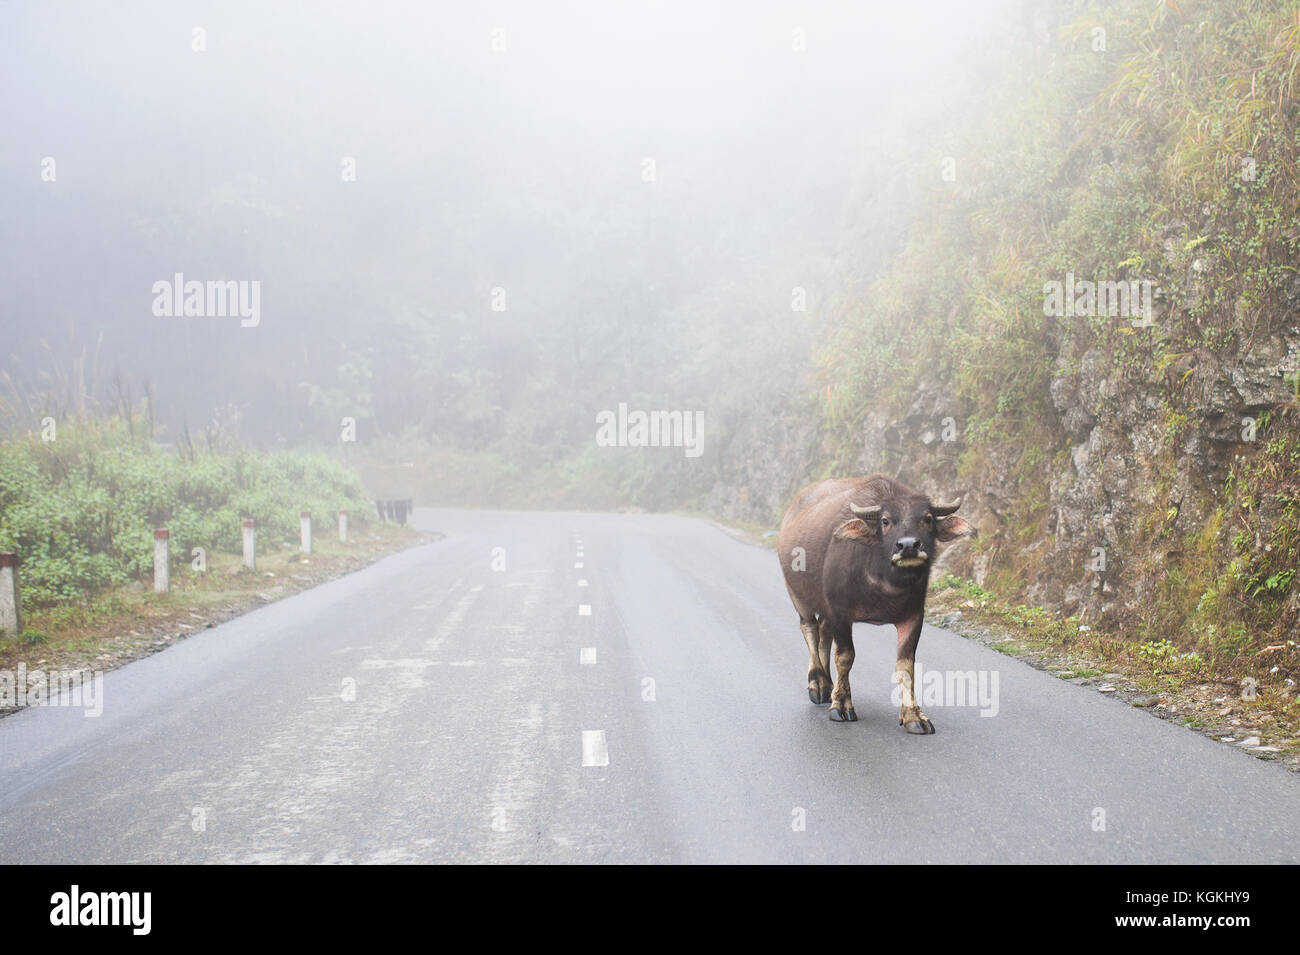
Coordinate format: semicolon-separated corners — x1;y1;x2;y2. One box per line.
2;508;1297;863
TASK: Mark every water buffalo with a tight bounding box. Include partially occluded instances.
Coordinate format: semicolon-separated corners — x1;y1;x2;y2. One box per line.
777;474;975;732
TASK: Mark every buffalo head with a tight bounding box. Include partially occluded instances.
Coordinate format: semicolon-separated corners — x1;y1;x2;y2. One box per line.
833;493;975;578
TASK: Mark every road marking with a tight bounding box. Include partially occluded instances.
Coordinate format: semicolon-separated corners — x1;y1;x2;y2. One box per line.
415;576;465;609
577;579;588;587
425;584;483;650
581;730;609;767
574;562;584;569
578;604;591;616
359;658;440;669
580;647;597;665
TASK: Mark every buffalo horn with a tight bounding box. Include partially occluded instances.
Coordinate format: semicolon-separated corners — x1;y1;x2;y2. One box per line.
930;500;961;516
849;503;882;522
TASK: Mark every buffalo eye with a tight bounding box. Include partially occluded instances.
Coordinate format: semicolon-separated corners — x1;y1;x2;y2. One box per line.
923;514;934;526
880;517;890;529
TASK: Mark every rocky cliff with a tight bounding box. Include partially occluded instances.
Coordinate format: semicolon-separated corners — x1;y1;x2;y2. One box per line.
708;0;1300;655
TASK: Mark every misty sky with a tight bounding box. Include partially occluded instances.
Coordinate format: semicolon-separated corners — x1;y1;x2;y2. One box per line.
1;0;1018;438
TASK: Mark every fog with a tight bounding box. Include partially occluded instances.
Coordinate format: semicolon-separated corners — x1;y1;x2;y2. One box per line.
2;0;1016;450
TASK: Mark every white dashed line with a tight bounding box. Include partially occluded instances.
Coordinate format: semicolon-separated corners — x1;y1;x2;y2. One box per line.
415;576;465;609
581;730;609;767
578;604;591;616
359;658;440;670
579;647;597;665
577;579;588;587
574;562;584;569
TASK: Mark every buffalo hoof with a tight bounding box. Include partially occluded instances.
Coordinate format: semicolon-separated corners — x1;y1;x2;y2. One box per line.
828;705;857;722
808;684;832;705
902;717;936;735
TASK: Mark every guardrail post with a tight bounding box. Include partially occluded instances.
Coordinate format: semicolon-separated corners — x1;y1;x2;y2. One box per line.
154;529;170;594
0;553;21;637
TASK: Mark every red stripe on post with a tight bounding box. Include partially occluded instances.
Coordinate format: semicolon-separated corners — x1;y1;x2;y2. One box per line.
243;519;255;528
301;510;311;518
0;552;17;567
154;529;169;539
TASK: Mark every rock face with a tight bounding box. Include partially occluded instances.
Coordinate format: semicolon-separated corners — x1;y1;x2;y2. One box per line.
710;309;1300;638
1035;327;1298;626
706;397;820;524
701;4;1300;645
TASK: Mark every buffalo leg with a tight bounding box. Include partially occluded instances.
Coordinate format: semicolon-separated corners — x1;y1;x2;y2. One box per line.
817;625;833;691
825;618;856;722
895;616;935;734
801;616;832;704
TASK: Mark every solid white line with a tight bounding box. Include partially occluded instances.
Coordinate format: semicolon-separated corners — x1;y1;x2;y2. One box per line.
581;730;609;767
578;604;591;616
580;647;597;665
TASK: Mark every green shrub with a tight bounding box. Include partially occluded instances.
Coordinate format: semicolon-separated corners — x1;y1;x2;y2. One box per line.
0;415;370;608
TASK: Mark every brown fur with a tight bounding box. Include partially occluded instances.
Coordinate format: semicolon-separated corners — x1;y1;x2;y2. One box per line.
776;473;974;730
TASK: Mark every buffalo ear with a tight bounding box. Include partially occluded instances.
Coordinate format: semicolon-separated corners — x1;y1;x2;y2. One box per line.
936;515;976;542
833;518;878;542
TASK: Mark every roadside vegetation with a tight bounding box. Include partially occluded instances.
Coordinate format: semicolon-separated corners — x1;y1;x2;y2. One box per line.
816;0;1300;663
927;574;1299;767
0;414;371;610
0;519;421;687
0;412;421;671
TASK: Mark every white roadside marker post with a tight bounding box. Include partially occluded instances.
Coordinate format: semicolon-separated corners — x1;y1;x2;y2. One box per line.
300;510;312;555
0;552;21;637
338;509;348;543
242;519;256;570
153;529;170;594
581;730;609;767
